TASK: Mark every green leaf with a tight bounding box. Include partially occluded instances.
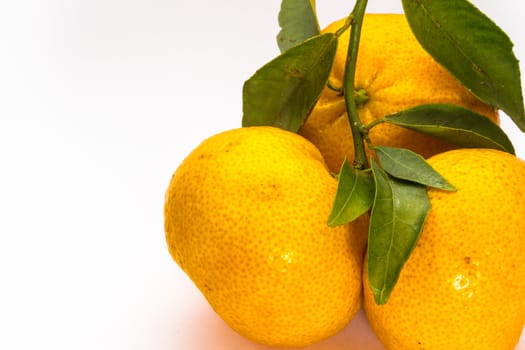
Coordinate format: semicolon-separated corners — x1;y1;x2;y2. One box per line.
328;159;374;227
277;0;320;53
375;146;455;191
242;33;337;132
383;104;515;154
402;0;525;131
368;159;431;305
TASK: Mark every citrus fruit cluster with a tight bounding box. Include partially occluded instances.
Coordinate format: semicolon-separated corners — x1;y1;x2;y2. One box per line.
164;13;525;350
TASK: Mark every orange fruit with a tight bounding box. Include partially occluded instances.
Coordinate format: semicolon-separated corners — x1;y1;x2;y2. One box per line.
164;126;368;347
363;148;525;349
299;14;499;173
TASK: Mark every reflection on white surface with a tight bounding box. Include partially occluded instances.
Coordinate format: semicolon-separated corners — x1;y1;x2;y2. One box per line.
170;270;525;349
183;307;384;350
0;0;524;349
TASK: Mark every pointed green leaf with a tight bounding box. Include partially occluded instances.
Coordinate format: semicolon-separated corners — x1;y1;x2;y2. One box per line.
402;0;525;131
242;33;337;132
368;159;431;305
277;0;320;53
383;104;515;154
328;159;374;227
375;146;456;191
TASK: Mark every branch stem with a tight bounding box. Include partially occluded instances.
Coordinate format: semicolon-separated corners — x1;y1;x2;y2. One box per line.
343;0;369;170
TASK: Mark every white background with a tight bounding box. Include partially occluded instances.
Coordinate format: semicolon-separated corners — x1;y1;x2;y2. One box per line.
1;1;524;349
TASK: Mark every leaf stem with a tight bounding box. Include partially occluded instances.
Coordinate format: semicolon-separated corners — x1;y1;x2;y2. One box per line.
364;118;386;131
343;0;369;170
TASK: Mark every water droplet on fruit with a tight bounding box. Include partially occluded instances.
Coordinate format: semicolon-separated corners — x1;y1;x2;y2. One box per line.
451;257;480;298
